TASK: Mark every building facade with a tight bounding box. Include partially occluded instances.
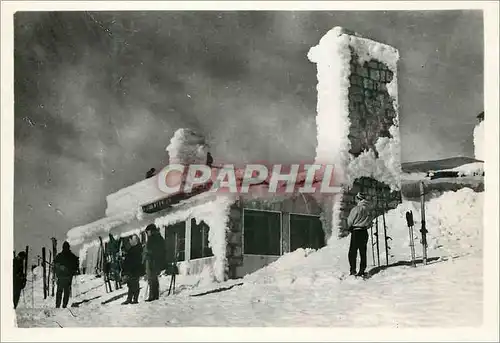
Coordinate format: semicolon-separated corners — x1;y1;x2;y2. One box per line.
71;27;403;282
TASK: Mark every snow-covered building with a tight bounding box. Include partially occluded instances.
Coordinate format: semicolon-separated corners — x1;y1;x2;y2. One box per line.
68;27;402;282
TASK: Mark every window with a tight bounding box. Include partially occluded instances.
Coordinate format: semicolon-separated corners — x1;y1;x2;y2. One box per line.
164;221;186;262
190;219;214;259
243;209;281;255
290;214;325;251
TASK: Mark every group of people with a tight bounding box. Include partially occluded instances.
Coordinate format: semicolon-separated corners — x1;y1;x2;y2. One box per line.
13;223;169;309
13;193;370;309
121;223;166;304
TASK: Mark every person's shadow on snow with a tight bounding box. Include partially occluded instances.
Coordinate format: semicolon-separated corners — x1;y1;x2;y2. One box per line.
365;256;440;279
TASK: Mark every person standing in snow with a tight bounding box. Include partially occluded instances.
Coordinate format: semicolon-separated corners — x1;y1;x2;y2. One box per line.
143;224;166;302
347;192;373;277
54;241;79;308
13;251;27;309
121;234;144;305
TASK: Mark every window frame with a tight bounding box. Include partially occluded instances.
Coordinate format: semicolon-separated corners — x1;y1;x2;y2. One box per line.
242;208;282;256
190;218;214;260
289;213;325;252
163;221;186;262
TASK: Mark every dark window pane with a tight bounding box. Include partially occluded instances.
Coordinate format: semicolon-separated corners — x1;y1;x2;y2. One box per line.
191;219;214;259
164;221;186;262
190;218;203;259
244;210;281;255
290;214;325;251
201;222;213;257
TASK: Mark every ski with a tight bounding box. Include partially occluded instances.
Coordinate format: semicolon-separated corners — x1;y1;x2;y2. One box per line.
405;210;417;267
98;236;112;293
419;181;428;265
382;206;391;266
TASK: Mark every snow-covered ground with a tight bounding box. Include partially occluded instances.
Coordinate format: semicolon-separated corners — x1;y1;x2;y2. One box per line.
14;188;483;328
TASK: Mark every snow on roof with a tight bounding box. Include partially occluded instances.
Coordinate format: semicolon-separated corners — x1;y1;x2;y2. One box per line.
67;210;139;246
429;162;484;178
105;174;168;217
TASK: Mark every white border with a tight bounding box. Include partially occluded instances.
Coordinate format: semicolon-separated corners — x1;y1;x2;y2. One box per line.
2;1;499;342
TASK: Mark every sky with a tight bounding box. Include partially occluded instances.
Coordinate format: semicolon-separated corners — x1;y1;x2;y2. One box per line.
13;10;483;257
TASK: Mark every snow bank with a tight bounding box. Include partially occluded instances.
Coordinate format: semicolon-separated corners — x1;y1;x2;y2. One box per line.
401;172;428;181
381;187;483;258
244;188;482;287
439;162;484;177
473;121;484;161
166;128;208;165
155;195;235;282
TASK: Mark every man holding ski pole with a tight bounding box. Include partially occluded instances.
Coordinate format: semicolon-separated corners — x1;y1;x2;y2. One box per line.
347;192;373;278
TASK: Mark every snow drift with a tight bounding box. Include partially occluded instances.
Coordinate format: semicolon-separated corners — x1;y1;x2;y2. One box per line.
245;188;483;286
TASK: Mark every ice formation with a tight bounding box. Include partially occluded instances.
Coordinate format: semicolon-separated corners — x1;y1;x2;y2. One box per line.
473;120;485;161
308;26;401;191
155;195;235;282
166;128;209;165
308;26;401;240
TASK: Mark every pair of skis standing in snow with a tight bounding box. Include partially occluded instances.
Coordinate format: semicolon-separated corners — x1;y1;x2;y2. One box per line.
404;181;429;267
347;191;428;279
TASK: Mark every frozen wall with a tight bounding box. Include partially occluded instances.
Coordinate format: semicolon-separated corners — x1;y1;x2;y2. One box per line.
308;27;402;239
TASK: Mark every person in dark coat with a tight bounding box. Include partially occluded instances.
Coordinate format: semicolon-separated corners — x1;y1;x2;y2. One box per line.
143;224;165;302
13;251;27;309
121;234;144;305
54;241;79;308
347;192;373;277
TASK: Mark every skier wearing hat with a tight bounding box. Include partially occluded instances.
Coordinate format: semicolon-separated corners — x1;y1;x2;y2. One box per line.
347;192;373;277
143;224;165;302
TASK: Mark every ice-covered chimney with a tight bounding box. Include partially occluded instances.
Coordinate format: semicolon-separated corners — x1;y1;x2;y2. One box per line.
308;26;402;239
166;128;209;165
